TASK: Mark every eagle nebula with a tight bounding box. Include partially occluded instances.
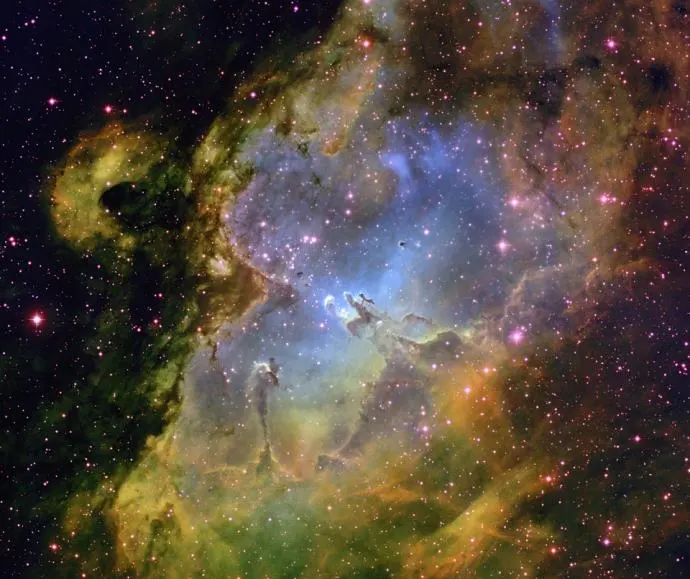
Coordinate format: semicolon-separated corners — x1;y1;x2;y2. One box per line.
2;0;688;577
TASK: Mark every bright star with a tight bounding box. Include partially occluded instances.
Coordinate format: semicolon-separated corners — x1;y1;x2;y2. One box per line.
509;329;524;344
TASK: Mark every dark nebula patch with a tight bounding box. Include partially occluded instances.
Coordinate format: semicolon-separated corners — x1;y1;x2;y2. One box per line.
573;54;602;71
646;62;674;94
529;69;568;121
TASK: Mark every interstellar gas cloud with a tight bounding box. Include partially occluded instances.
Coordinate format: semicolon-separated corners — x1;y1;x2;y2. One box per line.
3;0;688;577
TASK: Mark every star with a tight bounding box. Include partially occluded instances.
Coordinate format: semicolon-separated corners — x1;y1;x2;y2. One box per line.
509;329;524;344
497;239;510;253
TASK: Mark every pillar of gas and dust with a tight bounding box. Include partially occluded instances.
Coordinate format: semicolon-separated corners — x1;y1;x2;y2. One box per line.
248;357;281;475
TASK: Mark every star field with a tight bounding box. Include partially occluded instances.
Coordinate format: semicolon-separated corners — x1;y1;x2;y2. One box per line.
1;0;688;577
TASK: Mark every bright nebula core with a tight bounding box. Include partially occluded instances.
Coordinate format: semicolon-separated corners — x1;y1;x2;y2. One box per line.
2;0;688;577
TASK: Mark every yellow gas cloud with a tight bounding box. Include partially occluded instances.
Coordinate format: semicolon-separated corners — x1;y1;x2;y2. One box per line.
50;122;167;246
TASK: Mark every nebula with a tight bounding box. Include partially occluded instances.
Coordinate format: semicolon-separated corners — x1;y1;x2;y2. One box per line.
4;0;688;577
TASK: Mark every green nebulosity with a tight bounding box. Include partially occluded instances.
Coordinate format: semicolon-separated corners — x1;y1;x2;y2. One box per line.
3;130;264;575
